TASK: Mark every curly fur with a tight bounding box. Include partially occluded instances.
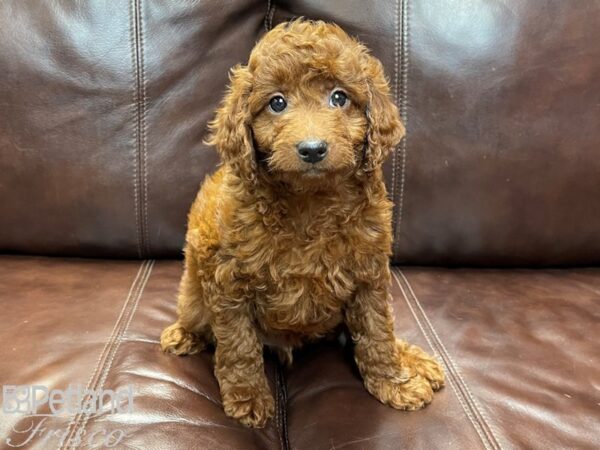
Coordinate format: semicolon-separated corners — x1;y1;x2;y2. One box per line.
160;19;444;427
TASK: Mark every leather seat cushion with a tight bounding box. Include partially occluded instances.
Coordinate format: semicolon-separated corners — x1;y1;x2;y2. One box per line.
0;257;598;449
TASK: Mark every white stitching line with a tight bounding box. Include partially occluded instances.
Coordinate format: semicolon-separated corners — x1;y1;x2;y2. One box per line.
269;5;276;30
395;0;409;248
281;369;288;450
139;0;150;256
393;0;400;108
391;272;436;355
276;367;285;450
57;261;148;450
73;260;155;446
392;271;491;449
390;0;400;230
264;0;276;32
129;0;143;258
66;261;151;450
264;0;272;32
58;262;147;449
273;363;281;450
398;270;503;450
265;0;271;32
397;270;504;449
391;270;491;450
58;261;148;450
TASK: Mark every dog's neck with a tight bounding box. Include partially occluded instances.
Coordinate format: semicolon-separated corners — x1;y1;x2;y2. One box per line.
246;169;385;222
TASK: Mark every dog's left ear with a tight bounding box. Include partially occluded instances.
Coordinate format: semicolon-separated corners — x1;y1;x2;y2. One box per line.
362;55;405;173
206;65;256;184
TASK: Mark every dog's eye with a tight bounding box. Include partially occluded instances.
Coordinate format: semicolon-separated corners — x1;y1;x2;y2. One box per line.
329;90;348;108
269;95;287;113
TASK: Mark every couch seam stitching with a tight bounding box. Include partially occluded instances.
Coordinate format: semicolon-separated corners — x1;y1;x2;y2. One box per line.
139;0;150;257
131;0;149;258
274;362;283;450
56;260;149;450
70;260;155;447
390;0;400;233
393;0;409;259
129;0;143;258
275;363;290;450
395;269;503;450
399;270;503;449
280;365;289;450
391;269;490;450
264;0;271;32
270;4;276;30
264;0;276;32
58;262;147;449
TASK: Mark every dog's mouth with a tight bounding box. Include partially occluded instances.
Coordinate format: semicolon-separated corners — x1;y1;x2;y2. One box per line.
256;147;331;177
283;165;343;179
301;166;327;177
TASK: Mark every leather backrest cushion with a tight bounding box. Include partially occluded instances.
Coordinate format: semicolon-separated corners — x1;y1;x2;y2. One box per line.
0;0;266;258
1;1;599;265
394;1;600;265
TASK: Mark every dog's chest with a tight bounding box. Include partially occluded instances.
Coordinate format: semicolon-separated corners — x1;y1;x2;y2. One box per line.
246;207;358;338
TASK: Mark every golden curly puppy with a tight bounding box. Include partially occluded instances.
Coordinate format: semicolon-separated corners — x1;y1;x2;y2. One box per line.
161;19;444;427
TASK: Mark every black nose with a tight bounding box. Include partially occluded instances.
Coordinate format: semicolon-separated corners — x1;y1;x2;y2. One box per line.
296;140;328;164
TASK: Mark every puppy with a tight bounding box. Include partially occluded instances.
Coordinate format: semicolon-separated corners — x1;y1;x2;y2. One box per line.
161;19;444;427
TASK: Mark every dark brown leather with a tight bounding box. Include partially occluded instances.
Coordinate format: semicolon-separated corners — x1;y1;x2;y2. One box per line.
0;257;281;449
1;256;598;449
0;1;266;259
2;1;600;264
393;267;600;450
393;1;600;265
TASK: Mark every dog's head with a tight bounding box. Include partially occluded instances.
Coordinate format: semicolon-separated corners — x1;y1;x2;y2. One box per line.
207;19;405;189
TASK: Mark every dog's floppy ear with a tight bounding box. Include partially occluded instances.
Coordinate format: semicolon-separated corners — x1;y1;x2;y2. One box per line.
206;65;256;184
362;55;405;173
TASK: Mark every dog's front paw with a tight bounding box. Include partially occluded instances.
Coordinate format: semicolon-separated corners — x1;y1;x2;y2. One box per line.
222;384;275;428
362;342;445;410
160;322;205;356
398;341;445;391
364;373;434;411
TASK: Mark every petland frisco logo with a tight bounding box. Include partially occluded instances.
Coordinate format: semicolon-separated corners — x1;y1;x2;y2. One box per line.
2;384;133;448
3;384;134;415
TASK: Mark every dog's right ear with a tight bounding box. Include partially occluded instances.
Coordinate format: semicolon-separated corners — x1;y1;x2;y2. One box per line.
206;65;256;185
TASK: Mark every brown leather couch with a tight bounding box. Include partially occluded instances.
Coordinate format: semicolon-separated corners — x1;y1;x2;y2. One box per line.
1;1;599;449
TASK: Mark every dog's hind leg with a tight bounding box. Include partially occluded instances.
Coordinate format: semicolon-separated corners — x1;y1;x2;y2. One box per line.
160;252;211;356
